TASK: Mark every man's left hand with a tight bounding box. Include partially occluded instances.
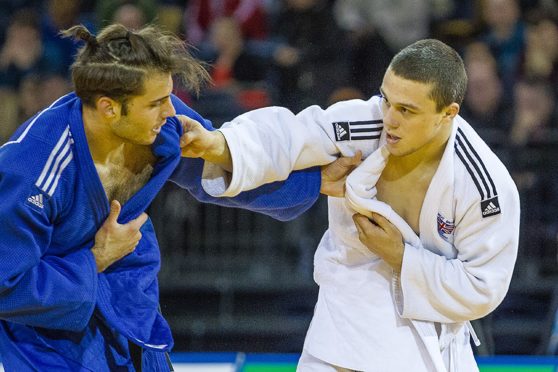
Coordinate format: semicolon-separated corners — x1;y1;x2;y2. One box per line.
353;212;404;272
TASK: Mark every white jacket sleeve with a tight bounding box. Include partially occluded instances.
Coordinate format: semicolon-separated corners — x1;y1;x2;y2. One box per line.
202;97;382;197
396;167;520;323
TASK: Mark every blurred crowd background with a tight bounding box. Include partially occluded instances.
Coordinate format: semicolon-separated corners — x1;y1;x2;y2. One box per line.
1;0;558;358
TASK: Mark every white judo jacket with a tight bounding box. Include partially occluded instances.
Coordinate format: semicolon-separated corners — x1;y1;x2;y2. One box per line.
201;96;520;372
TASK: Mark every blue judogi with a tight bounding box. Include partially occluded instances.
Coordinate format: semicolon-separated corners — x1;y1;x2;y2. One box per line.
0;93;320;371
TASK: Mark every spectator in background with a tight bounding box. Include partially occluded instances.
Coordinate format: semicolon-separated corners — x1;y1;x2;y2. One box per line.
96;0;156;28
184;0;268;46
17;74;43;121
505;76;558;282
332;0;393;97
479;0;526;98
327;85;365;106
509;77;556;146
41;0;96;76
16;73;71;125
39;73;72;108
0;0;41;45
155;1;186;36
112;3;148;30
333;0;455;98
460;41;512;143
521;16;558;91
188;16;270;126
0;9;44;143
0;9;44;91
333;0;435;53
0;89;18;144
269;0;347;112
207;17;270;109
207;17;268;90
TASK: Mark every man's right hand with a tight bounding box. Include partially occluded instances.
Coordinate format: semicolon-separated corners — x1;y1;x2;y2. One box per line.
177;115;232;171
91;200;148;273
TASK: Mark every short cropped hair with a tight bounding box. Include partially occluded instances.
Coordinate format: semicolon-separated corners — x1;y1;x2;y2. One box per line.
389;39;467;112
61;24;209;110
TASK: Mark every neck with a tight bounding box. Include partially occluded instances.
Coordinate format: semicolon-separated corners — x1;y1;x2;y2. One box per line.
82;106;126;165
385;122;452;177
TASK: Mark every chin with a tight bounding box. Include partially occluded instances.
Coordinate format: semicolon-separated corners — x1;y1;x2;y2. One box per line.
133;136;157;146
386;146;412;158
145;136;157;145
386;144;401;155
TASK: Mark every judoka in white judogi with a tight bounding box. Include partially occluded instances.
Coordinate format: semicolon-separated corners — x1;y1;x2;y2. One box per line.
200;94;520;372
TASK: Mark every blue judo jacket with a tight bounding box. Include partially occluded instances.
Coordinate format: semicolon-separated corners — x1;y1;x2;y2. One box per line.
0;93;320;371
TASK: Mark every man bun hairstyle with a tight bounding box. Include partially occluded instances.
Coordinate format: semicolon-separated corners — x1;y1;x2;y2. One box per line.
61;24;209;109
66;25;99;48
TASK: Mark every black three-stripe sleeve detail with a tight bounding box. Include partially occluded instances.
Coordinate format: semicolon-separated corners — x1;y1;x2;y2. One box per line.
457;128;497;197
330;119;384;141
349;120;383;125
455;129;498;200
350;127;382;133
352;135;381;140
456;136;491;198
455;146;485;200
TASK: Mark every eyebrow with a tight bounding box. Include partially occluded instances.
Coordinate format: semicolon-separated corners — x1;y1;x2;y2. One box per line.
149;94;170;104
379;88;421;112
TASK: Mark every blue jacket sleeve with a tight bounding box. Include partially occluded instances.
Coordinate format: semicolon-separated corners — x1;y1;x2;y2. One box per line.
0;171;97;331
168;95;321;221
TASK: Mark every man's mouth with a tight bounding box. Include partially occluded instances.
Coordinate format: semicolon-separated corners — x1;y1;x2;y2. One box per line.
386;133;401;144
152;121;166;134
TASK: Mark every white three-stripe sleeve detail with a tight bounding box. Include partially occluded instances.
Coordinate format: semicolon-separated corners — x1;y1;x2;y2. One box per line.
35;126;70;188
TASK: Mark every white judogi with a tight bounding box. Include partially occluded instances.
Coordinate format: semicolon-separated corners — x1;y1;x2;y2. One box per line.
201;96;520;372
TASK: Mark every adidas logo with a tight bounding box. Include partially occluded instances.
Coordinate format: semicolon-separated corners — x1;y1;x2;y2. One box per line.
27;194;44;209
336;125;347;139
332;122;350;141
481;197;500;217
483;202;498;215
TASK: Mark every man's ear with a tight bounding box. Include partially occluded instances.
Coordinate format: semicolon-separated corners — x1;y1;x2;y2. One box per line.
444;103;460;120
96;97;121;120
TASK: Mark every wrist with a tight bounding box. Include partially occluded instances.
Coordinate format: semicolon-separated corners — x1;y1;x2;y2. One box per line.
207;131;225;160
393;242;404;273
91;245;106;273
205;131;232;171
93;255;105;273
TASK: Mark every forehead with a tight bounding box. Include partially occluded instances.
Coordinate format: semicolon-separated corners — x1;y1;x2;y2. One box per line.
135;73;173;101
381;69;436;110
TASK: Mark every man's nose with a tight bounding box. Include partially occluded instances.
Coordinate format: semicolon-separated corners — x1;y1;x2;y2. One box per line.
163;100;176;118
383;107;399;129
